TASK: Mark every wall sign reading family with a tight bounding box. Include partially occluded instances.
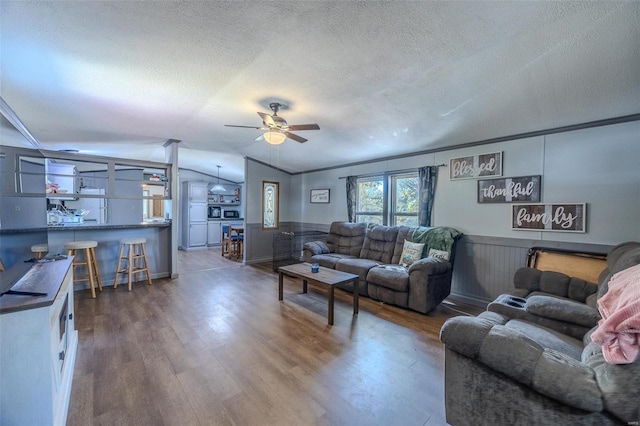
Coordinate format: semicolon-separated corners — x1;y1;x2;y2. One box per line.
512;203;586;233
478;175;541;203
450;152;502;180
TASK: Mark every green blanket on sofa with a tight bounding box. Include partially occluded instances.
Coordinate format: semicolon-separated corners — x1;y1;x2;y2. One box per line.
412;226;463;259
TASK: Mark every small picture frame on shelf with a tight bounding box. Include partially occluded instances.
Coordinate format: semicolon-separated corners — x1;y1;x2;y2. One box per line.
219;195;224;202
310;189;330;204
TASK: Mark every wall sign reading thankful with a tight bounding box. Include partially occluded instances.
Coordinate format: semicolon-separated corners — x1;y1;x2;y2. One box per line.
449;152;502;180
512;203;586;233
478;175;541;203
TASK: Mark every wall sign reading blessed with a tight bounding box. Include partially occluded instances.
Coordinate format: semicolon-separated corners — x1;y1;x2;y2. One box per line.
512;203;586;233
478;175;541;203
450;152;502;180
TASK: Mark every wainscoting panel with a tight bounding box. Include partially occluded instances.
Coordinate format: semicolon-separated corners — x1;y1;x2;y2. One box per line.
451;235;612;306
247;223;614;307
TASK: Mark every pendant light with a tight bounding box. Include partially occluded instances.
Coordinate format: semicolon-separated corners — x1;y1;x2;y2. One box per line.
211;165;226;193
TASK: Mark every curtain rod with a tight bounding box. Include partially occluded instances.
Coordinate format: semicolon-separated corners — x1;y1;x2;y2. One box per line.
338;163;447;179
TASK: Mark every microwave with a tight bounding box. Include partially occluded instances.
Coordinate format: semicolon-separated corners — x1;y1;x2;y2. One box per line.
223;209;240;219
208;206;221;219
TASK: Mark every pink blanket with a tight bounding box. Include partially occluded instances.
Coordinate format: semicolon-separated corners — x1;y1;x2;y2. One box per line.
591;263;640;364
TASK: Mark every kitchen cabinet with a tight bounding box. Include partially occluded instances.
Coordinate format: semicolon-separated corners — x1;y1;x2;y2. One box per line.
207;221;221;246
181;181;208;250
188;181;208;203
188;222;207;247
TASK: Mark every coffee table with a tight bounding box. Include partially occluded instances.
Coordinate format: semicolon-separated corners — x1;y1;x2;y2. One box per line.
278;262;359;325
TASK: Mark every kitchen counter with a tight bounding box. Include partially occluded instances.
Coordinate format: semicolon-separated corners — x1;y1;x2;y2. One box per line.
0;256;73;314
0;223;171;289
208;218;244;221
0;221;171;234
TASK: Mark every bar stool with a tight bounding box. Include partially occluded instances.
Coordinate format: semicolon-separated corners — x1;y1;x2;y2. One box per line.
30;243;49;259
113;237;152;291
64;240;102;299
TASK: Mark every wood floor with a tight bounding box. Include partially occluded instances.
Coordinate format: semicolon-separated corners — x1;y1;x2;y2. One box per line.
67;248;480;426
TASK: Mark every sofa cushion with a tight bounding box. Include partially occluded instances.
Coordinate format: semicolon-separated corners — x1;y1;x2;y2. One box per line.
366;265;409;292
326;221;368;256
585;342;640;423
568;277;598;303
359;225;398;263
391;226;414;264
335;258;381;281
532;349;603;413
513;267;543;292
505;319;584;360
539;271;571;297
311;253;357;269
477;325;602;413
399;240;425;267
526;295;600;328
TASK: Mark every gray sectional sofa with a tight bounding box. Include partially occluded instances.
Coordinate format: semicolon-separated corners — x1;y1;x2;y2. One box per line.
302;221;462;314
440;241;640;425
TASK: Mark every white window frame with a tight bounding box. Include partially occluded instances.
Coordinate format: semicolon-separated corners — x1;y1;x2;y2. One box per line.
355;172;419;226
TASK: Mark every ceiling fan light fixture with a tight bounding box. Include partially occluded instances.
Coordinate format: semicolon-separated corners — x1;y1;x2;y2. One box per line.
263;131;286;145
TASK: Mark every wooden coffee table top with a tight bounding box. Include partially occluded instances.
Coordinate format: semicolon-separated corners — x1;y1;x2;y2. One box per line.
278;263;358;285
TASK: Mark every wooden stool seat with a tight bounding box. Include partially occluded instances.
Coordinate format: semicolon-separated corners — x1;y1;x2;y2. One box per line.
113;237;152;291
30;243;49;259
64;240;102;298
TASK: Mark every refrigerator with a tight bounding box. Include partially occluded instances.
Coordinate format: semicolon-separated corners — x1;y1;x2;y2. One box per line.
79;188;106;224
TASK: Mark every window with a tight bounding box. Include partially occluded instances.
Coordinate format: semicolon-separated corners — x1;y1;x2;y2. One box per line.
355;177;384;224
391;173;419;227
355;172;419;226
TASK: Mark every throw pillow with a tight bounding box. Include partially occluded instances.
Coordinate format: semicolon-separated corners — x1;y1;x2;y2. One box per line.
400;240;425;267
428;248;450;261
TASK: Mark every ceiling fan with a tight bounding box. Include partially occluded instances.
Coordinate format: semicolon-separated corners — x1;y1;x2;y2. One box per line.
225;102;320;144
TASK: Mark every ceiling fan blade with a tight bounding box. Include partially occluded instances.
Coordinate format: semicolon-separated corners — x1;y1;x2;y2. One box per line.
257;112;275;127
287;124;320;131
284;132;308;143
224;124;263;129
254;134;265;142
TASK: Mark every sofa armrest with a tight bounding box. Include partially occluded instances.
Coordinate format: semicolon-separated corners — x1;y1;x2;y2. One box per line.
441;315;603;413
407;256;450;274
302;241;331;262
406;257;453;313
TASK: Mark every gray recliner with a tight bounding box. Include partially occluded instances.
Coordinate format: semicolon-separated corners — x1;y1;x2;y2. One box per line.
440;242;640;425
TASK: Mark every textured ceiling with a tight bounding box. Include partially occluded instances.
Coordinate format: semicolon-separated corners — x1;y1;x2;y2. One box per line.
1;1;639;182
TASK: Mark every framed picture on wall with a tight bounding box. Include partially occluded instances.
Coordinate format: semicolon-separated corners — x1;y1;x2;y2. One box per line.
511;203;586;232
262;181;279;230
310;188;330;204
478;175;541;203
449;151;502;180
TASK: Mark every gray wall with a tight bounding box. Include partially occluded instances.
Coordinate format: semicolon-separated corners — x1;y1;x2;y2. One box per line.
244;120;639;304
244;158;293;263
291;120;640;245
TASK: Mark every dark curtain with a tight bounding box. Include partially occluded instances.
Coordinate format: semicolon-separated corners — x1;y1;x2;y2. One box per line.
346;176;357;222
418;166;438;227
